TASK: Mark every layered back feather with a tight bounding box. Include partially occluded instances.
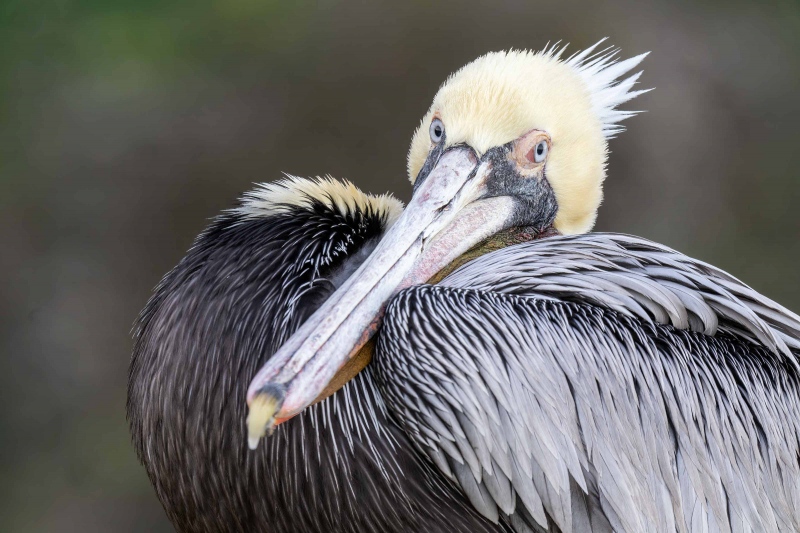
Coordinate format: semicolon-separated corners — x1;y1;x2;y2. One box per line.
374;233;800;533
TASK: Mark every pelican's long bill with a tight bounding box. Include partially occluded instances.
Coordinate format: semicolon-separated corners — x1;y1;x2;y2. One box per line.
245;41;652;449
246;146;516;448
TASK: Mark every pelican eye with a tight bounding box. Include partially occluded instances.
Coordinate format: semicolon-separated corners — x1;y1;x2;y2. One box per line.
429;119;444;143
531;140;548;163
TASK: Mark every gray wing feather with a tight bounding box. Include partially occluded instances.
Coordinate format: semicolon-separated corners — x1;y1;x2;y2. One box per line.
441;233;800;366
375;233;800;533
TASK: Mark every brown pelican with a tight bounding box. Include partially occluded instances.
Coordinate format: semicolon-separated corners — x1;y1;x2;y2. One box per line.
128;40;800;533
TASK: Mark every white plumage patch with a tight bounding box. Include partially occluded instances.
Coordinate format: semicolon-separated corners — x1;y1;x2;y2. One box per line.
407;39;650;235
233;175;404;227
557;39;651;138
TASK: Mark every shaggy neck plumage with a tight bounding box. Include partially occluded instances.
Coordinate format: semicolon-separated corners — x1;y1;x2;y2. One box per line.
127;191;502;533
128;198;395;531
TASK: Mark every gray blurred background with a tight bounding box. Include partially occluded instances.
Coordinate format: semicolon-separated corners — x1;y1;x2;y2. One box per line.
1;0;798;531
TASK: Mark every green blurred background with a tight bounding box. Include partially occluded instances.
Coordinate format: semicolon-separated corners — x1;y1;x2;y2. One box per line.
1;0;798;531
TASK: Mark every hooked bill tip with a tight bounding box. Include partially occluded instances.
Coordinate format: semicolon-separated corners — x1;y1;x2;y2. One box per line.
245;384;286;450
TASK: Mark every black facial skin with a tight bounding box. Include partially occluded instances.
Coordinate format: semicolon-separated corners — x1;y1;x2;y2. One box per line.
481;143;559;233
415;134;559;234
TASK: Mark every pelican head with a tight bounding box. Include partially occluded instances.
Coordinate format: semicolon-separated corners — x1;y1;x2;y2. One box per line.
408;41;649;234
247;40;650;445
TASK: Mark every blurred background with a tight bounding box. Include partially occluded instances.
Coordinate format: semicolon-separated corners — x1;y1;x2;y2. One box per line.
1;0;798;531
